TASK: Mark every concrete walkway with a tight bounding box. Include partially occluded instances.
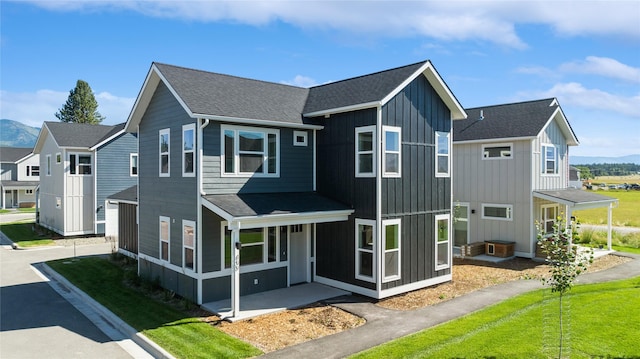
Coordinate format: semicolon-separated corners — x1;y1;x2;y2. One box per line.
261;252;640;359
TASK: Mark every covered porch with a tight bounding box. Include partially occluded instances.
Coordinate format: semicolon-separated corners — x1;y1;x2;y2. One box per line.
533;188;619;250
201;192;354;320
0;180;39;209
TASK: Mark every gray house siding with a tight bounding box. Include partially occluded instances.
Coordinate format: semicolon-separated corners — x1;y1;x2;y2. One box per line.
137;82;198;266
139;258;197;301
533;120;569;190
201;123;314;194
1;163;17;180
381;75;452;290
95;133;138;234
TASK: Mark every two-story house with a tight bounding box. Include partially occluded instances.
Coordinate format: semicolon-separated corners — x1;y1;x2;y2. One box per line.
124;60;466;318
1;147;40;209
33;122;138;236
452;98;617;258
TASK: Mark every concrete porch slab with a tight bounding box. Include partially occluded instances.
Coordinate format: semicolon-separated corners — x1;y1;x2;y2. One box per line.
201;282;350;322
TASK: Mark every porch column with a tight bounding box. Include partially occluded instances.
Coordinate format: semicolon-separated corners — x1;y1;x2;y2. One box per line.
230;223;241;318
607;203;613;250
566;206;573;245
1;189;5;209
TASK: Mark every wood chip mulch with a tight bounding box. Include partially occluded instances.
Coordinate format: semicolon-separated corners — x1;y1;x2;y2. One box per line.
199;254;630;353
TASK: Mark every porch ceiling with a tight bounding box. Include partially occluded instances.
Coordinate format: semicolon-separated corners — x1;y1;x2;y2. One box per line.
533;188;618;210
202;192;353;228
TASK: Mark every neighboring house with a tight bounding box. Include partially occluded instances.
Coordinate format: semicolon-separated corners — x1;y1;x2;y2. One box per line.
0;146;40;209
452;98;617;258
33;122;138;236
569;166;582;189
124;60;466;317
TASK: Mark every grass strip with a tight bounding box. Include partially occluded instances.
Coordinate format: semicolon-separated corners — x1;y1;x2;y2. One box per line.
48;257;261;359
0;221;54;247
352;276;640;358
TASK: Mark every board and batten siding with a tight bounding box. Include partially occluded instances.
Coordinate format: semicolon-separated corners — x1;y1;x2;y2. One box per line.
137;81;198;267
38;134;65;233
532;119;569;190
118;202;138;255
381;74;452;290
453;139;533;253
95;133;138;233
201;122;314;194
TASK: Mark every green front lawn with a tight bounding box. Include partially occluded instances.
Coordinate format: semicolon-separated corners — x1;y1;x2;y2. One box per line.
48;256;261;359
574;190;640;227
0;221;54;247
352;276;640;358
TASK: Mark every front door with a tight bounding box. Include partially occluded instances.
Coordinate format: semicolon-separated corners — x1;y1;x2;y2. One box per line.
454;204;469;247
289;224;308;285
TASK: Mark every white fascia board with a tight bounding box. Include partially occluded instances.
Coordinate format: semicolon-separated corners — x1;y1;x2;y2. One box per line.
201;197;234;222
539;107;579;146
303;101;381;118
33;123;55;154
453;136;536;145
14;152;36;165
124;65;162;132
232;209;354;230
90;129;126;151
195;114;324;130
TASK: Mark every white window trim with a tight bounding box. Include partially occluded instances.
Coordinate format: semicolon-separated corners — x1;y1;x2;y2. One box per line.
355;125;376;178
293;130;308;147
68;153;92;176
220;124;280;178
435;214;451;271
482;143;513;160
481;203;513;221
355;218;376;283
130;153;138;177
159;216;170;262
182;220;196;272
382;218;401;282
55;152;62;164
435;131;450;178
159;128;170;177
46;155;51;176
382;126;402;178
221;222;287;272
540;204;559;235
541;143;558;175
182;124;196;177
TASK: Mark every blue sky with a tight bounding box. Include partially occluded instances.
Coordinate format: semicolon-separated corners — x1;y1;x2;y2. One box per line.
1;1;638;157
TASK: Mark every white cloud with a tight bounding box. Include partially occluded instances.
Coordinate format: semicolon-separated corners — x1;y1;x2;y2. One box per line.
559;56;640;84
21;1;640;48
0;89;134;128
280;75;318;88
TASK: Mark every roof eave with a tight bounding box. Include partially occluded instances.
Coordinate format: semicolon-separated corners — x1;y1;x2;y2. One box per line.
453;136;537;144
303;101;381;118
196;114;324;130
540;105;579;146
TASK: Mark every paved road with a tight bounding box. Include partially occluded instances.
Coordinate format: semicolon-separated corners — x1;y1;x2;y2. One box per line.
0;241;135;359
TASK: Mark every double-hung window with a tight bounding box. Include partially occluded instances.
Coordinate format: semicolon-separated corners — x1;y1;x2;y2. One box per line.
541;204;558;234
383;126;401;177
160;216;170;261
222;125;279;177
159;128;170;177
542;144;557;174
435;131;450;177
182;124;195;177
183;220;195;271
383;219;401;281
435;214;450;270
69;154;92;175
355;126;376;177
355;219;376;282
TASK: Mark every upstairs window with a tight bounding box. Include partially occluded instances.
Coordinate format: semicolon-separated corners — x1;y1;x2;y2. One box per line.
182;124;195;177
159;128;170;177
221;125;279;177
355;126;376;177
483;144;512;159
130;154;138;176
383;126;401;177
26;166;40;177
542;144;557;174
69;154;92;175
435;131;450;177
46;155;51;176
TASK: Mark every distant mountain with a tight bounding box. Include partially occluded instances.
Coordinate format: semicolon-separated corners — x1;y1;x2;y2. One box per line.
570;154;640;165
0;119;40;148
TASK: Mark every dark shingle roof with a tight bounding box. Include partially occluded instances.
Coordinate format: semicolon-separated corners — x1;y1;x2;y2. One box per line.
154;63;310;125
0;147;33;163
453;98;559;142
45;122;124;148
108;185;138;203
204;192;351;217
304;61;427;114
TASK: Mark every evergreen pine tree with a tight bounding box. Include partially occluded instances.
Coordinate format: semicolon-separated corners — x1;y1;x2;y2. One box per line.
55;80;105;124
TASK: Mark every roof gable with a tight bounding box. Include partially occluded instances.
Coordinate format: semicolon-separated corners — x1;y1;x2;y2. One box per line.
453;98;578;145
34;122;124;153
0;147;33;163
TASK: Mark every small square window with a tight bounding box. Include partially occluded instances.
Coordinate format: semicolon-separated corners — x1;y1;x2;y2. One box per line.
293;131;308;146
